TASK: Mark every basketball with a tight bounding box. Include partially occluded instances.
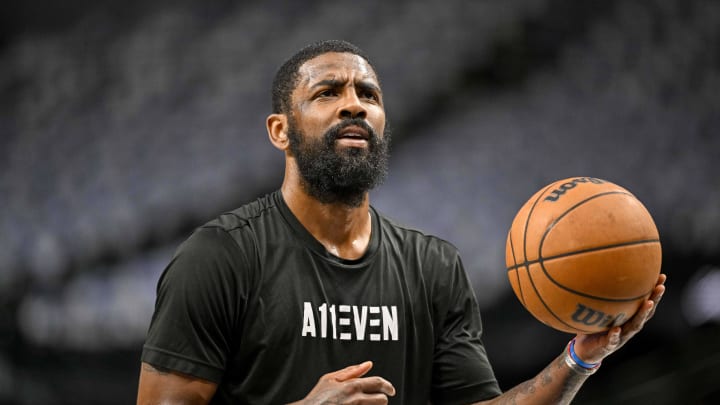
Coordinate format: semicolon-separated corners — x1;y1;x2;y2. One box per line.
505;177;662;334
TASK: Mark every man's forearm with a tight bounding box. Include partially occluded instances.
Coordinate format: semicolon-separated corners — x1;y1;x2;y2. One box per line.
477;351;591;405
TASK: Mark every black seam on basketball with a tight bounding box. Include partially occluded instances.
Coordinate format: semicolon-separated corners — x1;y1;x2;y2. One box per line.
541;191;634;243
519;183;596;332
516;185;554;314
505;239;661;272
522;183;556;275
537;190;656;302
538;246;658;302
511;184;552;314
524;262;596;333
507;230;525;307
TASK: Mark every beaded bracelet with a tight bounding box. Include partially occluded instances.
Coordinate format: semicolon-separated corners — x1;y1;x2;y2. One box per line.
564;338;601;375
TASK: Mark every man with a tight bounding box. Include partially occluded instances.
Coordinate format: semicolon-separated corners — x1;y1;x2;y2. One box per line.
136;40;666;404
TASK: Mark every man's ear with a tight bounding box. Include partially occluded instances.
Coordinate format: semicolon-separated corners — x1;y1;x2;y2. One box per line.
267;113;290;151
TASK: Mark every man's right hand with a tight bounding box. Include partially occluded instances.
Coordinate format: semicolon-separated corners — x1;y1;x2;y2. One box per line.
290;361;396;405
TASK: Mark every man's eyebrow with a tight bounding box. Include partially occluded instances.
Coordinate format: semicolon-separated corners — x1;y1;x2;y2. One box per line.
310;78;345;89
310;79;345;89
356;80;381;94
309;78;381;93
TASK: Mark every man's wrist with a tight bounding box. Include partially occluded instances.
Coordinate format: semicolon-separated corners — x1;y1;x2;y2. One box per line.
564;339;601;375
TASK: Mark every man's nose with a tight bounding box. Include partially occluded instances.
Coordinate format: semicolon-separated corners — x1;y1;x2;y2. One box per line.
339;91;367;119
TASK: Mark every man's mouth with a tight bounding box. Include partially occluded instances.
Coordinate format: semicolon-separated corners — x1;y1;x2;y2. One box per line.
336;125;370;146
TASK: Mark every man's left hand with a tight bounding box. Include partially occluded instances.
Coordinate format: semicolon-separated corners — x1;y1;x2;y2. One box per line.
572;273;667;364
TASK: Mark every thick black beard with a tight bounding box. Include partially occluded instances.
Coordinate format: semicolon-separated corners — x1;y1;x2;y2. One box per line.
287;118;391;207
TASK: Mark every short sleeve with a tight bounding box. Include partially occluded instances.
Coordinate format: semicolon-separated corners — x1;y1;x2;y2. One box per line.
141;226;250;383
431;253;502;404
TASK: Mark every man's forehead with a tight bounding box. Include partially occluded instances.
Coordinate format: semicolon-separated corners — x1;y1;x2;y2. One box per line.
297;52;378;86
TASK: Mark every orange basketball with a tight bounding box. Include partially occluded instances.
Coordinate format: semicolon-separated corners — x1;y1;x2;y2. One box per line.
505;177;662;334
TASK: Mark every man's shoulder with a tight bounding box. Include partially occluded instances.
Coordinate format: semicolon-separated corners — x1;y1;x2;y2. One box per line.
202;191;282;233
374;208;460;256
175;192;282;262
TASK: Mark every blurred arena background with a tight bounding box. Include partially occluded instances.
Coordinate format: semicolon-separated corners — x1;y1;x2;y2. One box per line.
1;0;719;403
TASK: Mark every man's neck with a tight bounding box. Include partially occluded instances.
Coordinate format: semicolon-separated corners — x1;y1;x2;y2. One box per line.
281;183;372;260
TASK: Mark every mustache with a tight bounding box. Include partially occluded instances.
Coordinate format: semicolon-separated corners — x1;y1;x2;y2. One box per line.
324;118;378;142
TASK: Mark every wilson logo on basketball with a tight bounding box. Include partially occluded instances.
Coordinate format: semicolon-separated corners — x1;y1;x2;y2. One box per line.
544;177;606;202
571;303;627;328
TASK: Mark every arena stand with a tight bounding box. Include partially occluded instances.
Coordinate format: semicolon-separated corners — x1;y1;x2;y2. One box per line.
1;0;718;403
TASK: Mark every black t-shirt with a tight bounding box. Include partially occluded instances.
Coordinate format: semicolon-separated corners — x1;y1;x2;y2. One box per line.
142;191;501;404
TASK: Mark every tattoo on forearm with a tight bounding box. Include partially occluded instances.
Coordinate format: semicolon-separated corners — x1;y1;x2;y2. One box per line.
518;380;536;396
556;355;587;399
540;362;553;387
503;379;535;405
498;354;589;404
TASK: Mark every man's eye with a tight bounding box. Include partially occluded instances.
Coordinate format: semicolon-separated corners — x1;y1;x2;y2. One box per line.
318;89;336;97
359;90;379;101
362;92;378;101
